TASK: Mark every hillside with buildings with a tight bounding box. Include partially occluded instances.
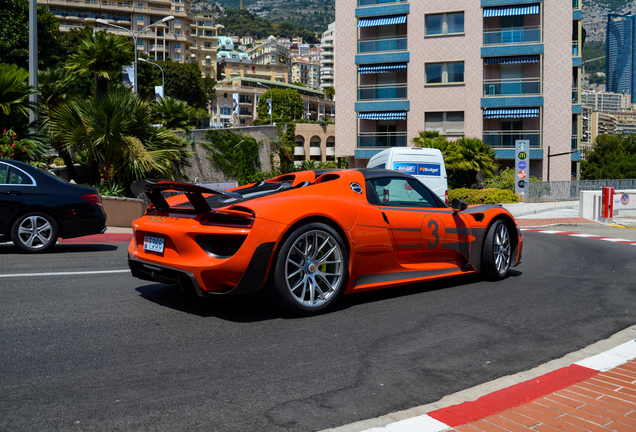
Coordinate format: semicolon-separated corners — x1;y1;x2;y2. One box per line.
584;0;636;40
192;0;334;33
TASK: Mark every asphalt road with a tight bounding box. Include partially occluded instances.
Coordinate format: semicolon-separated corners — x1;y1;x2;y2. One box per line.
1;227;635;432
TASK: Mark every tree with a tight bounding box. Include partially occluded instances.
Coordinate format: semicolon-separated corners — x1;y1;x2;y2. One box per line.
324;86;335;100
201;131;261;185
39;67;85;176
134;60;210;109
581;133;636;179
48;86;189;186
154;96;191;132
65;30;134;96
447;137;499;188
414;132;498;188
0;0;60;70
256;88;303;121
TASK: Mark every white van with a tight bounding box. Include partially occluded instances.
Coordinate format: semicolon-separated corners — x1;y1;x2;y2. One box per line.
367;147;448;203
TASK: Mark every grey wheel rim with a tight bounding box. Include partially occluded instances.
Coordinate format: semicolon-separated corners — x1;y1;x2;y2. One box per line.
17;216;53;249
494;223;511;275
284;229;344;308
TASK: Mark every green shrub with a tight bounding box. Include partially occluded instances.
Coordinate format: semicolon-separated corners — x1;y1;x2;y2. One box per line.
449;188;519;205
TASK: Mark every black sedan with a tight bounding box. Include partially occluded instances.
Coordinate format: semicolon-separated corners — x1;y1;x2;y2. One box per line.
0;159;107;253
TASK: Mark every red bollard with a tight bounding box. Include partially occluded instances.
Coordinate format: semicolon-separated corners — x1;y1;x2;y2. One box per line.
602;187;615;219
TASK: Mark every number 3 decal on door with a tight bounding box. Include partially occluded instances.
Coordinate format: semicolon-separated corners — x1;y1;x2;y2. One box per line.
421;215;446;254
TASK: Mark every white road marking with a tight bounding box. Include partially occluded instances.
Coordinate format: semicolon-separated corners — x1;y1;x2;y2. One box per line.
0;270;130;278
361;415;449;432
576;339;636;372
599;238;632;243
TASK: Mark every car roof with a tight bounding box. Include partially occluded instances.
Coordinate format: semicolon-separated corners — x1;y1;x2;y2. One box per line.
353;168;418;181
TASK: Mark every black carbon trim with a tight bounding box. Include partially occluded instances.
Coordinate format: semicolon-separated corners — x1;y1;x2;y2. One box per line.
446;227;472;235
392;227;421;232
230;242;276;295
353;267;463;287
461;205;500;214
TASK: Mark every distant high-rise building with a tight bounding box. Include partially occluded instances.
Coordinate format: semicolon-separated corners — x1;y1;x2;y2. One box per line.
320;22;335;92
606;14;635;95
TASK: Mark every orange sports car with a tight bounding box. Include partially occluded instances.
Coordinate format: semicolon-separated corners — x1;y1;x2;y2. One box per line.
128;169;523;315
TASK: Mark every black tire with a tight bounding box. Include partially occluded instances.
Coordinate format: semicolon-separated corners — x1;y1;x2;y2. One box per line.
481;219;511;280
270;222;349;316
11;212;59;253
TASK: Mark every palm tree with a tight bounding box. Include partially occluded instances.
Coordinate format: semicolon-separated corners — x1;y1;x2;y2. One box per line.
449;137;499;188
48;86;187;186
154;96;191;131
65;31;134;97
0;63;48;160
0;63;37;125
39;67;85;176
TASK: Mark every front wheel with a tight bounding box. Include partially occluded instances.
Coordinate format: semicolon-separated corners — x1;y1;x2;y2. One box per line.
271;222;349;316
481;220;511;280
11;212;59;253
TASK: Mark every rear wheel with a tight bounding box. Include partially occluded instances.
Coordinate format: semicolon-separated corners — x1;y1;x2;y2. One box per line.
271;222;348;316
481;220;511;280
11;212;59;253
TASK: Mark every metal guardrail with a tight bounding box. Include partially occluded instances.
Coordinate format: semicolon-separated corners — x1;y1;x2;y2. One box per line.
527;179;636;202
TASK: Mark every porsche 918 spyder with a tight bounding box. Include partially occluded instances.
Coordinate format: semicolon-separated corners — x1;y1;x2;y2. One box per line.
128;169;522;315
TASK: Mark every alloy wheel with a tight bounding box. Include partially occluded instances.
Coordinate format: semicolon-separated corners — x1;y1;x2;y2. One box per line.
284;229;344;308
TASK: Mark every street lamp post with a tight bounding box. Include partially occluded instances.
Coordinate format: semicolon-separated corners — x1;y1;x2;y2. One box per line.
257;82;273;125
139;58;164;96
96;15;174;94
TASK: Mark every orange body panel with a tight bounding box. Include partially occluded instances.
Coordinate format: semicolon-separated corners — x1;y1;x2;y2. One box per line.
128;170;523;298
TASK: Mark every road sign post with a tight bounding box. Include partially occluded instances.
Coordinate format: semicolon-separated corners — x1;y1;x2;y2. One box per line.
515;140;530;200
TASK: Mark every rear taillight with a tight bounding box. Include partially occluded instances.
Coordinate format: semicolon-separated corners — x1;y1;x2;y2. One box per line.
445;190;449;205
198;210;255;228
82;193;102;207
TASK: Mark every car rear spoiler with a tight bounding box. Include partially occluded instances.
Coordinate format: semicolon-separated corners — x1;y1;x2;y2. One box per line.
131;179;242;214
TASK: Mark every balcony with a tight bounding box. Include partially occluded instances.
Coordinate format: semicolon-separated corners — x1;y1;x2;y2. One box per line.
358;83;407;100
357;0;406;6
572;88;579;103
358;132;407;147
572;42;579;56
483;26;541;45
571;136;578;150
358;37;407;54
483;130;541;148
572;0;581;9
483;78;541;97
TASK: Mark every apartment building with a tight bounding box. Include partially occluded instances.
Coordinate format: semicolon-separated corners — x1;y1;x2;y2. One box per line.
190;15;221;76
40;0;194;62
212;78;334;129
320;22;335;91
582;90;632;112
247;36;292;73
335;0;583;181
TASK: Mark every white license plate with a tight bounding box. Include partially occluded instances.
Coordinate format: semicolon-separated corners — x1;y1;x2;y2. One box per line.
144;235;164;253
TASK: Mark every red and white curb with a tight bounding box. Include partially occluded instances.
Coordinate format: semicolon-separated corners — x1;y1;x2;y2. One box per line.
521;229;636;245
359;339;636;432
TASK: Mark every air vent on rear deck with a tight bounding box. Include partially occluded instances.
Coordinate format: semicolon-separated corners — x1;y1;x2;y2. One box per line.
228;206;256;217
316;174;340;183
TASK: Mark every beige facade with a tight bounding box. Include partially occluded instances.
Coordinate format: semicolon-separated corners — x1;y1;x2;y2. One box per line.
189;14;220;77
590;112;617;142
40;0;194;62
582;91;632;112
212;78;334;128
293;124;336;164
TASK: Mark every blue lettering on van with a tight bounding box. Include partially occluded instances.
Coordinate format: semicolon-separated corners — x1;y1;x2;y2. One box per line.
418;164;441;176
393;163;417;174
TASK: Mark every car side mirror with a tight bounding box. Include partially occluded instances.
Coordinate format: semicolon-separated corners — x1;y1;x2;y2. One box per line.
451;198;468;212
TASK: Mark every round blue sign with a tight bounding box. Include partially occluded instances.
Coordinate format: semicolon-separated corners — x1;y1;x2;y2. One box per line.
518;161;527;170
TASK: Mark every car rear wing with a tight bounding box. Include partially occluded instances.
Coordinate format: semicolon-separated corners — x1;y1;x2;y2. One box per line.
131;179;242;214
